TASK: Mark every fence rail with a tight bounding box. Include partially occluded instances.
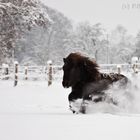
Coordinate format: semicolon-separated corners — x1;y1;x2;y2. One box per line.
0;62;140;86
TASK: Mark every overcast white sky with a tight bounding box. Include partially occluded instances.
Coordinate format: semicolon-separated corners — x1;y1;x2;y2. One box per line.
41;0;140;35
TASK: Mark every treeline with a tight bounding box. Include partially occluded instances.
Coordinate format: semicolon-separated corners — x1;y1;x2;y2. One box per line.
0;0;140;65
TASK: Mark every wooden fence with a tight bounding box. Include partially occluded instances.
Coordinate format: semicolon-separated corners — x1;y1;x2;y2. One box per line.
0;62;140;86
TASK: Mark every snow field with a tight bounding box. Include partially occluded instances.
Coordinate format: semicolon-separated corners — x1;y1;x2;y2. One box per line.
0;75;140;140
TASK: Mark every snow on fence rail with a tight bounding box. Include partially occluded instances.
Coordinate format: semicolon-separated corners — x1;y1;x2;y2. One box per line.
0;62;140;86
0;62;63;86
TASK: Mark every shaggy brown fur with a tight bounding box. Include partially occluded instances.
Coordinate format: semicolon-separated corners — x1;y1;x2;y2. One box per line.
62;53;128;113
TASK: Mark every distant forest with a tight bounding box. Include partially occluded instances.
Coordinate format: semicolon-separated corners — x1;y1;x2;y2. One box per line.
0;0;140;65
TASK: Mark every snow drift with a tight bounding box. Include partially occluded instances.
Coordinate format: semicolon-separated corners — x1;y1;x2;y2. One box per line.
71;73;140;114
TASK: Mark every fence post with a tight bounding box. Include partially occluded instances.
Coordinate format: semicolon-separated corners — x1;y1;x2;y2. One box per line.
132;63;138;74
25;66;28;80
2;63;9;80
117;65;121;74
14;61;18;86
47;60;52;86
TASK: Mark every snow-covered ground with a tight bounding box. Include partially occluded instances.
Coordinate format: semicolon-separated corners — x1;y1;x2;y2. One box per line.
0;76;140;140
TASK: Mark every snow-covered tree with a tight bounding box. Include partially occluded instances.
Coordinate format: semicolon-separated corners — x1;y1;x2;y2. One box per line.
0;0;50;64
44;6;72;64
133;31;140;58
109;25;135;63
63;22;107;63
14;5;72;65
